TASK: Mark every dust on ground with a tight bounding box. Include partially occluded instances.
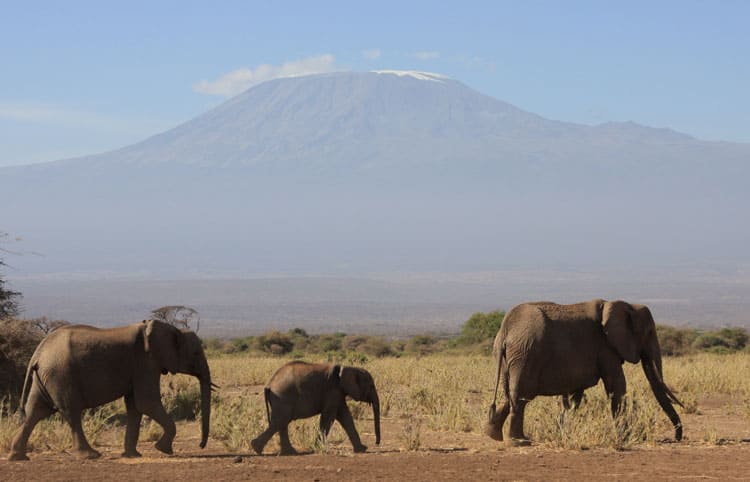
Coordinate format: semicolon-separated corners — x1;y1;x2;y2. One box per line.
3;393;750;481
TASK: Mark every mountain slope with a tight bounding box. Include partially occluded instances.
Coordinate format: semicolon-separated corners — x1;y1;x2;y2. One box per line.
1;71;748;275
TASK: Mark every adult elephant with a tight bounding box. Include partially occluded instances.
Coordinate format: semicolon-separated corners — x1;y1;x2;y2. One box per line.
485;299;683;446
8;320;213;461
251;361;380;455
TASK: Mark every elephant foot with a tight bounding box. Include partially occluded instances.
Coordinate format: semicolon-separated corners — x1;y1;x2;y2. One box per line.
484;423;503;441
154;440;174;455
279;447;299;456
75;448;102;460
353;444;367;453
250;438;264;455
121;449;142;458
8;451;30;461
504;437;531;448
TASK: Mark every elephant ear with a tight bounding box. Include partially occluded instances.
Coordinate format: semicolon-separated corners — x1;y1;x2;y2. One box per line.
339;367;363;400
602;301;641;364
143;320;181;374
328;364;342;385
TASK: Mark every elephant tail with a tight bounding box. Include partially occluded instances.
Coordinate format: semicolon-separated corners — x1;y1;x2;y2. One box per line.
263;387;271;424
488;342;506;421
17;360;36;420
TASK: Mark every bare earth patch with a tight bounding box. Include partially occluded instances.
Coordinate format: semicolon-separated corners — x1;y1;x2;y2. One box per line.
3;393;750;481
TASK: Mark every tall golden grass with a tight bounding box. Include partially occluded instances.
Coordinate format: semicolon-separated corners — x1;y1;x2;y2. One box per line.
2;352;749;455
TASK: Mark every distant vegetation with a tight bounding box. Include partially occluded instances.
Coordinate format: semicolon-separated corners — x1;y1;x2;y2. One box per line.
203;310;749;360
0;305;747;408
0;239;21;320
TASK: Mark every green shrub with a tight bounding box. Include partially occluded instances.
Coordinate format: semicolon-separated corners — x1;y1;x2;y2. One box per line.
255;331;294;355
313;333;345;353
692;328;749;353
407;335;438;355
657;325;698;356
455;310;504;346
342;335;369;352
359;337;393;358
288;328;310;351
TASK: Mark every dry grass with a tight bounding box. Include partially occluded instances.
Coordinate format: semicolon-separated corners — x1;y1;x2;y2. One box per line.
2;352;749;456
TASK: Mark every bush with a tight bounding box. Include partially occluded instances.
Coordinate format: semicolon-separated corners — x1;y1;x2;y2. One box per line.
313;333;346;353
0;349;22;409
692;327;748;353
455;310;504;346
0;319;45;370
288;328;310;351
231;338;251;353
0;257;20;320
657;325;698;356
0;318;67;407
716;328;748;350
359;337;393;358
342;335;369;352
407;335;439;355
255;331;294;355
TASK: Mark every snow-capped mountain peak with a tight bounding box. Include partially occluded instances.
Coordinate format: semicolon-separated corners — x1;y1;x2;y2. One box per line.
371;70;449;82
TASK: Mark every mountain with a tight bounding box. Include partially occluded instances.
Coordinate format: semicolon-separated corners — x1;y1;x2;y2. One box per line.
1;70;749;276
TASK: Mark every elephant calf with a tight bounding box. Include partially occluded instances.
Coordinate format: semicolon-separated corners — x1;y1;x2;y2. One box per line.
8;320;213;461
251;361;381;455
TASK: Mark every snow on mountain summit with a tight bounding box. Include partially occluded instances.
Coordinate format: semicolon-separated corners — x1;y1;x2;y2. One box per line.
371;70;449;82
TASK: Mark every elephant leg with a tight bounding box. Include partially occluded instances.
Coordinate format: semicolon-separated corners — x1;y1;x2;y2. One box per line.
8;391;54;461
278;426;298;455
602;369;626;418
140;402;176;455
252;402;293;455
505;398;530;447
337;403;366;453
503;366;531;447
485;399;509;441
122;394;142;458
602;367;628;440
318;409;336;446
250;424;276;455
570;390;584;409
66;408;101;459
559;390;585;426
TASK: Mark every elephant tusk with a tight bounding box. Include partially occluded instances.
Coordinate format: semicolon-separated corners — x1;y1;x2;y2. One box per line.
210;382;220;390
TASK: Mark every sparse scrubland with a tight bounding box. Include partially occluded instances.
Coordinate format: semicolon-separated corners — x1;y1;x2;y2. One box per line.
1;311;749;457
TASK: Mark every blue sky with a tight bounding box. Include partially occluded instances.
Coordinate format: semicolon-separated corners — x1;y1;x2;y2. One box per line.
1;0;748;166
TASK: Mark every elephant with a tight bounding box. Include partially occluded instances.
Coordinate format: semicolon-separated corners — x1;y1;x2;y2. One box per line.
251;361;380;455
485;299;683;446
8;320;213;461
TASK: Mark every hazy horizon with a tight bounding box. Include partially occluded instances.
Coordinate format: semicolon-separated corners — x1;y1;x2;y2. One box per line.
2;4;748;336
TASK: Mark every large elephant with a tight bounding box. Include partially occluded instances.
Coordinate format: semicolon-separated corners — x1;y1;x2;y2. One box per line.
251;361;380;455
8;320;213;461
485;299;683;446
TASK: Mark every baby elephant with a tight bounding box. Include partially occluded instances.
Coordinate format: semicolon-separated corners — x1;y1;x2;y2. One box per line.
251;361;381;455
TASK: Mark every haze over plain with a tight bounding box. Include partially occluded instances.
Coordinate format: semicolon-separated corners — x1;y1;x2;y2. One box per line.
2;2;749;334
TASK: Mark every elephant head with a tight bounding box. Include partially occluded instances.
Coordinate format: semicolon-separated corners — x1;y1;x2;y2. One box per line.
340;366;381;445
143;320;213;448
602;301;683;440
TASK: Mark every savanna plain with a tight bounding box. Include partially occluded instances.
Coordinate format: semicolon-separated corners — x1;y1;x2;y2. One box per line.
2;349;750;480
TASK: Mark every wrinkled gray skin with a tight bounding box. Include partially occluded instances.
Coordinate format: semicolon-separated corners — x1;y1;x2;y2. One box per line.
251;361;381;455
486;299;683;446
8;320;212;461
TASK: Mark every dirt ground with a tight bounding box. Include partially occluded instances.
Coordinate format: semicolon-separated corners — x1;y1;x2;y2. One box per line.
3;394;750;481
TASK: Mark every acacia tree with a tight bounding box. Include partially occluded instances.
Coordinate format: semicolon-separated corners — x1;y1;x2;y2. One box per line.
0;234;21;319
150;305;200;331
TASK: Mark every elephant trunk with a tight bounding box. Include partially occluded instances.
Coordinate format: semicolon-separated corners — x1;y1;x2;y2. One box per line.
198;360;212;449
371;390;381;445
641;356;682;441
